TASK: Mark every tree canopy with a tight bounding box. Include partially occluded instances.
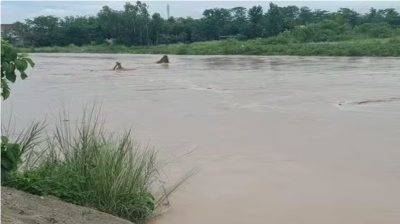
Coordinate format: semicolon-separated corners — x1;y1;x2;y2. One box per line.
4;1;400;47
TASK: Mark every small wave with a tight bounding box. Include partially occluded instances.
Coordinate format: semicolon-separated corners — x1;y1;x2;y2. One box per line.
135;87;187;92
87;68;136;72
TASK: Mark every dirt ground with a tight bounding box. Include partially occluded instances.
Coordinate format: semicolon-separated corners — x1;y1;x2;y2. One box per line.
1;187;134;224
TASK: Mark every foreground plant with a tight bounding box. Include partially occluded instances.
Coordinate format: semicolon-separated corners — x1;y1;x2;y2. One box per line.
1;136;21;181
1;39;35;100
3;106;194;223
1;39;36;182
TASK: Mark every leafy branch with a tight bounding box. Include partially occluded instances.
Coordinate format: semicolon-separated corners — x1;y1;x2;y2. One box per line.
1;39;35;100
1;39;35;182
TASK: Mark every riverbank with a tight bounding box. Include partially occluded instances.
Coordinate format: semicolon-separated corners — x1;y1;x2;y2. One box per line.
1;187;134;224
17;37;400;57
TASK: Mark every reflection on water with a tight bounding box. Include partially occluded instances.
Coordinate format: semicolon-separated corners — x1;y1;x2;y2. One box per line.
3;54;400;224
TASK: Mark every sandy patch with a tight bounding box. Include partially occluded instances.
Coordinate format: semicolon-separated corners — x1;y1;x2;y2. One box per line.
1;187;133;224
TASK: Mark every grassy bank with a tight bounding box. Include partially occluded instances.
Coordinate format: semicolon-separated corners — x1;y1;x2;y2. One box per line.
17;37;400;56
2;106;193;224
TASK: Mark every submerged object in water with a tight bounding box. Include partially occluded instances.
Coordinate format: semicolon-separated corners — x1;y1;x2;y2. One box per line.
156;55;170;64
87;62;137;72
338;97;400;106
113;62;124;70
109;62;136;71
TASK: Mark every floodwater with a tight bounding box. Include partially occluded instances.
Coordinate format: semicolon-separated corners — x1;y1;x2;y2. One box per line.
2;54;400;224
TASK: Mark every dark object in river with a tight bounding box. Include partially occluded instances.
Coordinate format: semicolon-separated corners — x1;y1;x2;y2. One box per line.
355;97;400;105
113;62;123;70
156;55;170;64
338;97;400;106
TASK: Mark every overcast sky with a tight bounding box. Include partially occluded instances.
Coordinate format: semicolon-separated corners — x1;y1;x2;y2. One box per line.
2;1;400;24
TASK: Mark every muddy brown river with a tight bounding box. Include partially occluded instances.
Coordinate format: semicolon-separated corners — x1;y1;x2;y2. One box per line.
2;54;400;224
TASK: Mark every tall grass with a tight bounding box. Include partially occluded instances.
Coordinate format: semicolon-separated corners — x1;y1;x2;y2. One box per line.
3;106;194;223
16;37;400;56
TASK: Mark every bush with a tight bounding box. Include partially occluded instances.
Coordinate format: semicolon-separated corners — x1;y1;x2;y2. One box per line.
354;23;394;38
291;19;348;43
1;122;45;182
14;36;400;56
388;36;400;44
3;106;193;224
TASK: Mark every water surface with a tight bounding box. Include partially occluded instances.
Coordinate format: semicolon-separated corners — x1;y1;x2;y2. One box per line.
3;54;400;224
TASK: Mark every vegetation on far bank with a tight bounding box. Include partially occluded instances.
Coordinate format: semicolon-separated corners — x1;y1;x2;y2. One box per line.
1;39;193;223
17;36;400;57
4;1;400;56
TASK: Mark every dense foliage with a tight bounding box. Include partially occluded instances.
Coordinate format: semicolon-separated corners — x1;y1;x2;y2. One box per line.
16;37;400;57
1;39;35;99
1;136;21;182
4;1;400;47
1;39;35;182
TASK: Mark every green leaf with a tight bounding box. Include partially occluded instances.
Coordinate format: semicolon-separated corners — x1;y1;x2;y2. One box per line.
5;63;15;73
1;136;9;144
20;71;28;80
5;70;16;83
1;79;11;100
1;167;10;182
1;158;14;171
22;58;35;68
5;144;18;160
1;143;21;172
15;59;28;71
1;62;10;74
5;48;18;62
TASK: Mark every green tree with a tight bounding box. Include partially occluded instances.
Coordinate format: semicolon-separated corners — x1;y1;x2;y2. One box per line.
383;8;400;25
97;6;120;40
12;21;30;46
230;7;248;35
25;16;63;46
247;5;264;38
281;6;300;30
150;13;164;44
298;7;313;24
1;39;35;181
7;2;400;47
203;8;232;39
335;8;360;28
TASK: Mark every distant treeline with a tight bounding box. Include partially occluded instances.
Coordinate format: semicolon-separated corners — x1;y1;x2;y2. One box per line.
3;1;400;47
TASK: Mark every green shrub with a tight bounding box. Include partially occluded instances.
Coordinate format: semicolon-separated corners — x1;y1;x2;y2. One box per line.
1;136;21;182
291;20;348;43
14;36;400;56
354;23;394;38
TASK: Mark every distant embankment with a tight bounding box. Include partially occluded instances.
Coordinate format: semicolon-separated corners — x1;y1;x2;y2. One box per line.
17;37;400;57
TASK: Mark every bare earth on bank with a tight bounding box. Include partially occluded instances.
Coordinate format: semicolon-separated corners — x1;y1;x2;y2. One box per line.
3;54;400;224
1;187;133;224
